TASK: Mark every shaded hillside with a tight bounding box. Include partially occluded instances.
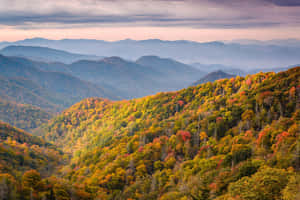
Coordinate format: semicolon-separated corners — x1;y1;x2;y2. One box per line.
0;55;120;111
193;70;235;85
0;53;205;102
69;56;204;98
136;55;203;77
39;67;300;199
0;76;64;111
136;55;204;89
69;57;161;98
0;98;52;131
0;45;102;64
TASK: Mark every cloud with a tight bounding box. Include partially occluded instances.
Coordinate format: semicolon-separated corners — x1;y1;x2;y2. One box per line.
0;0;299;29
265;0;300;6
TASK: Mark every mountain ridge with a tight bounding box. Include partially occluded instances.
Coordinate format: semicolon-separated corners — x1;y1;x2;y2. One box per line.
0;45;102;64
1;38;300;69
0;54;120;111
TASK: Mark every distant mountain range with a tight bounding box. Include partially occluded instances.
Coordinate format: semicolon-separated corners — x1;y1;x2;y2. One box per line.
58;55;204;98
226;38;300;47
0;53;205;109
191;63;245;75
1;38;300;69
192;70;235;86
0;45;102;64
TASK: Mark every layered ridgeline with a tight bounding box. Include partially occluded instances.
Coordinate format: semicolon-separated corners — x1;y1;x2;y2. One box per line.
0;53;204;130
0;53;204;101
0;45;102;64
2;38;300;69
38;67;300;199
0;55;119;111
69;56;204;98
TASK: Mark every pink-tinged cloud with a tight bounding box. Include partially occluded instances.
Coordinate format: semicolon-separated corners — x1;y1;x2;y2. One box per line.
0;0;299;41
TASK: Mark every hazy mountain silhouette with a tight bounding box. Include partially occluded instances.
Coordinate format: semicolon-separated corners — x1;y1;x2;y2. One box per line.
68;56;204;98
192;70;235;86
1;38;300;69
0;45;102;64
0;55;120;111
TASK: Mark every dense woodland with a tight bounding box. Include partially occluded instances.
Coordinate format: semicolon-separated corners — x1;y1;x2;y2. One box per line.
0;99;52;131
0;67;299;199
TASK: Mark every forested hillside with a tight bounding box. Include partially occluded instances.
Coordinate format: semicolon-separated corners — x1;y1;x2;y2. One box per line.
37;67;299;200
0;122;64;199
0;121;97;199
0;98;52;132
0;75;64;111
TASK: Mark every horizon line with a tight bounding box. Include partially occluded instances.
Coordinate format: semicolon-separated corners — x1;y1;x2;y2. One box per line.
1;37;300;44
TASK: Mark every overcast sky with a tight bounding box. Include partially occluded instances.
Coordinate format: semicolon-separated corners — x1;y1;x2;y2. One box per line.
0;0;300;42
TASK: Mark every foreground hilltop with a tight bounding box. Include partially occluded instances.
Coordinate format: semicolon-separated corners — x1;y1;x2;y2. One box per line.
38;67;299;199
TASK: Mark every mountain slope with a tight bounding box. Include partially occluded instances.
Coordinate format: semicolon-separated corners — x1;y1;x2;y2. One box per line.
0;45;102;64
69;56;204;98
136;55;204;89
69;56;161;98
0;55;120;110
0;76;64;111
136;55;203;76
39;67;300;199
0;121;62;177
0;53;205;102
192;70;235;85
0;98;52;132
0;122;84;200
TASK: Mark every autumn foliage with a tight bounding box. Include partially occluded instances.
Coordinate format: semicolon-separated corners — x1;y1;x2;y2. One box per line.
1;67;299;199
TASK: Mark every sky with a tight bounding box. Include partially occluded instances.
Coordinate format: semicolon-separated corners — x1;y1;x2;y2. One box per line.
0;0;300;42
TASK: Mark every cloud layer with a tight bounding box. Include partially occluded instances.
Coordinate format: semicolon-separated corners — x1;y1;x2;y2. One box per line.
0;0;299;29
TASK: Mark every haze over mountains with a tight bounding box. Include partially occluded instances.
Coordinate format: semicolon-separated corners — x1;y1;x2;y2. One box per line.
227;38;300;47
1;38;300;69
0;50;205;122
0;45;102;64
0;55;119;110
